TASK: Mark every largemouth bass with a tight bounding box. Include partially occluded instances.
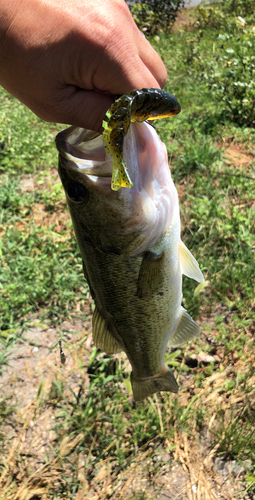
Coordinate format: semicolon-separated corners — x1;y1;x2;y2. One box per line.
56;88;204;402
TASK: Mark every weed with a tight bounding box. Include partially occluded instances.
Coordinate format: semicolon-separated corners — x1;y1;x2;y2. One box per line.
174;135;221;179
211;406;255;463
130;0;186;35
201;31;255;127
244;474;255;493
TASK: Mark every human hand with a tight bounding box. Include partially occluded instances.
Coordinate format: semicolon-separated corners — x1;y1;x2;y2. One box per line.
0;0;167;132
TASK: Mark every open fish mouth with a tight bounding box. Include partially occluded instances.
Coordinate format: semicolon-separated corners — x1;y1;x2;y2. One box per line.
55;127;113;179
56;120;179;256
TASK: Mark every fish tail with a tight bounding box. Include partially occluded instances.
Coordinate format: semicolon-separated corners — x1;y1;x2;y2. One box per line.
131;366;178;402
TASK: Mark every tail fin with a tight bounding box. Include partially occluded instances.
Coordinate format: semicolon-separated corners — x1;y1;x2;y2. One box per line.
131;366;178;402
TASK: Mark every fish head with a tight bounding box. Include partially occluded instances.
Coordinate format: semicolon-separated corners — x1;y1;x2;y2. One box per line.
56;122;179;256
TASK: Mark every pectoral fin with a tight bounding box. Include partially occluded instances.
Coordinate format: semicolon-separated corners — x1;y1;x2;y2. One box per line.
168;307;200;348
131;366;178;402
137;251;164;299
179;240;204;283
92;306;123;354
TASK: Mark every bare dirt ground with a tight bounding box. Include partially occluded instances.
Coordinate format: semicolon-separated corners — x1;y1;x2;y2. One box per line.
172;7;196;32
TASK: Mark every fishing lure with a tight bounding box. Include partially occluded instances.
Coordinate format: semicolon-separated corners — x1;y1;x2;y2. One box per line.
102;88;181;191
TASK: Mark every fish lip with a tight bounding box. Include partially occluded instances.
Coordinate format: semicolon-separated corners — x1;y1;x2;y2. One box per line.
55;127;102;160
55;129;68;159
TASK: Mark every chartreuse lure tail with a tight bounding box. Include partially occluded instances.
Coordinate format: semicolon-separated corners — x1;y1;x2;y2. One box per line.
102;88;181;191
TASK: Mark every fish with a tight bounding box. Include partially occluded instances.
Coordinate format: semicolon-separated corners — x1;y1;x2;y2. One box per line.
56;88;204;402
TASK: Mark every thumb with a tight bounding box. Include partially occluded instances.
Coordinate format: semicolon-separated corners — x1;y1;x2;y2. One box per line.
53;88;115;133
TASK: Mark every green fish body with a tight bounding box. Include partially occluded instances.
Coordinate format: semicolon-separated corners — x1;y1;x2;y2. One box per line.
56;89;204;401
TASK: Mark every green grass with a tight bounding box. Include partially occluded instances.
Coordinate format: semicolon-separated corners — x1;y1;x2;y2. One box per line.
1;3;255;496
0;92;58;175
0;171;90;333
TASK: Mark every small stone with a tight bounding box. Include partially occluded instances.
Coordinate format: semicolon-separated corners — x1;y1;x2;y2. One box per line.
243;460;252;470
162;452;171;463
215;458;251;477
213;355;221;363
198;351;215;364
228;460;252;476
215;457;228;476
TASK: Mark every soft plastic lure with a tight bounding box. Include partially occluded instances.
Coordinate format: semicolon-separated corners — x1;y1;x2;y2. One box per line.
102;88;181;191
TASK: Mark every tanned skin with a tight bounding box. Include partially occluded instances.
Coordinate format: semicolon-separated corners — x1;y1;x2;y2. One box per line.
0;0;167;132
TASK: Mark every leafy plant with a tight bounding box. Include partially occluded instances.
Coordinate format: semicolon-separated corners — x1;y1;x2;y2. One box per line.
0;340;11;375
201;31;255;127
194;4;237;33
130;0;185;34
195;0;255;32
222;0;255;18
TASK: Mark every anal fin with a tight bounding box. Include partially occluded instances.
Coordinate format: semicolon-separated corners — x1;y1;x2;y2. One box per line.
168;307;200;348
92;306;123;354
131;366;178;402
179;240;204;283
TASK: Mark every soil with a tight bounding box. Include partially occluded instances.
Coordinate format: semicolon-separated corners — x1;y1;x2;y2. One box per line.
172;7;196;32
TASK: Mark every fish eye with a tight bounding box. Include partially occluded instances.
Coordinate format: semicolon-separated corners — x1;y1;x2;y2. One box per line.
67;182;89;203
